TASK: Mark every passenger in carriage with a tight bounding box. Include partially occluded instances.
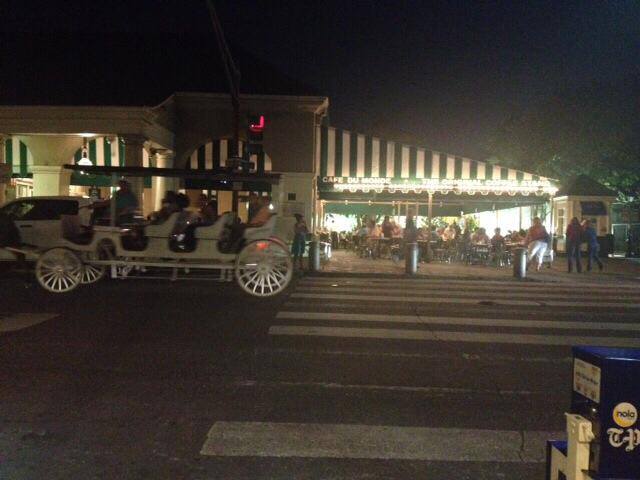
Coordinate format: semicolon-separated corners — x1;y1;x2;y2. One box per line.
149;191;178;224
91;179;139;226
227;196;273;250
198;198;219;226
247;193;262;221
169;194;198;251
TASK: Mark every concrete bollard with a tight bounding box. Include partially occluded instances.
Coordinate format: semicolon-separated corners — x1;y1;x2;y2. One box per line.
308;240;321;272
513;247;527;279
405;242;418;275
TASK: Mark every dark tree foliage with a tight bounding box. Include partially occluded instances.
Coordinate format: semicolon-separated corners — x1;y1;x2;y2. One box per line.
485;80;640;200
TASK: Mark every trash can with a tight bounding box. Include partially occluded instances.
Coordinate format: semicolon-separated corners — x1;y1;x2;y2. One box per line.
405;242;418;275
512;247;527;279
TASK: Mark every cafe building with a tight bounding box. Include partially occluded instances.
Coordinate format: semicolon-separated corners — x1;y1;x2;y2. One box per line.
316;125;559;235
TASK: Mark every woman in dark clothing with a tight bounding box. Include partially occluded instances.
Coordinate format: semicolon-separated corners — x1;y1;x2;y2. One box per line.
292;213;308;270
565;217;583;273
582;219;603;271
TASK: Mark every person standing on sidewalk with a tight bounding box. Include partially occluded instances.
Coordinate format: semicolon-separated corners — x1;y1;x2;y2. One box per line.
582;219;603;271
292;213;308;270
566;217;583;273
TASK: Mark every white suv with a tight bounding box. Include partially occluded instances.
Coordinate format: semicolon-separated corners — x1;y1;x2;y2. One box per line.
0;196;93;260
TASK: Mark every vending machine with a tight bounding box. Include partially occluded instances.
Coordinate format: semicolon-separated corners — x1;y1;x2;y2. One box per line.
547;346;640;480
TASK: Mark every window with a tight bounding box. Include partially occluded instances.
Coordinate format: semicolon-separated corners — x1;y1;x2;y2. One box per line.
557;208;565;237
23;200;79;220
288;193;297;201
1;200;36;220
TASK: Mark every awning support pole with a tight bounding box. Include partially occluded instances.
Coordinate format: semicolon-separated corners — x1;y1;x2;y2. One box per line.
428;192;433;226
110;173;117;227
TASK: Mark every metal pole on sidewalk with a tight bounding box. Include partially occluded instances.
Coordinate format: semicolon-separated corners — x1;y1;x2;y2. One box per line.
405;242;418;275
513;247;527;279
309;240;321;272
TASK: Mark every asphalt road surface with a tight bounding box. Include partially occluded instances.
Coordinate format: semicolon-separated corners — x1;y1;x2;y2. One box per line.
2;269;640;479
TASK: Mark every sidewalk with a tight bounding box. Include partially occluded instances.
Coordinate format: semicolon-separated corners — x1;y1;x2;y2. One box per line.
318;250;640;286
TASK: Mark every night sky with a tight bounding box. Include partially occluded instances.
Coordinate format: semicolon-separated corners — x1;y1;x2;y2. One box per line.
2;0;639;160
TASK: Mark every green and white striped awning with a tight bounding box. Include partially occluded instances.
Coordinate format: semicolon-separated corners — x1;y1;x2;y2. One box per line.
4;137;34;177
186;139;272;172
318;126;557;196
72;137;131;167
4;136;150;177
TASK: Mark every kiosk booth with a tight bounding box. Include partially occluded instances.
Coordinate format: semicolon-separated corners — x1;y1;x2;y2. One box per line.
547;346;640;480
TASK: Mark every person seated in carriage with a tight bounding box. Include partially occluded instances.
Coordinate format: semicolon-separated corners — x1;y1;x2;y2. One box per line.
226;196;273;248
149;191;178;224
91;179;139;226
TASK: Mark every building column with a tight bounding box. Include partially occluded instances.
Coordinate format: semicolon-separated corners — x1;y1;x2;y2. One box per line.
31;165;72;196
16;135;84;196
120;134;147;209
0;135;9;204
151;149;174;211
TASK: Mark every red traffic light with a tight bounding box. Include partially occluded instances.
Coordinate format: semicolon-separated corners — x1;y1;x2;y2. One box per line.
249;115;265;133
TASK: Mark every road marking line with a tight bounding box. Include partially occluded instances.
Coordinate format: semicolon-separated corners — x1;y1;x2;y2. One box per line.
234;379;564;396
295;285;640;301
257;347;572;363
289;292;640;309
0;313;58;333
269;325;640;348
281;301;640;319
201;421;563;462
276;311;640;331
300;277;640;290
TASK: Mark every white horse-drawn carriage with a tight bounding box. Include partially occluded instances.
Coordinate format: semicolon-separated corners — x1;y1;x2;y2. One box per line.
1;164;293;297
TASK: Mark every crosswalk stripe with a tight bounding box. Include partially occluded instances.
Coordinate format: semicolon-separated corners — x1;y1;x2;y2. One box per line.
298;281;640;294
269;325;640;348
0;313;58;333
290;292;640;309
300;277;640;291
201;421;563;462
235;378;565;396
294;285;640;301
276;311;640;332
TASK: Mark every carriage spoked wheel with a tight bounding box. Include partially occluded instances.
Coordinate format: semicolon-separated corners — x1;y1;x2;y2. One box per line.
235;239;293;297
80;241;114;284
35;247;83;293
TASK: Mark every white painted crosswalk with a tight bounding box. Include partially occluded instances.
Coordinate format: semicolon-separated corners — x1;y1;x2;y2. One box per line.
202;276;640;466
273;276;640;348
201;421;563;462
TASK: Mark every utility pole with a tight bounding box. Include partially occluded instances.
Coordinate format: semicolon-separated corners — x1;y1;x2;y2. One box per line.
205;0;240;157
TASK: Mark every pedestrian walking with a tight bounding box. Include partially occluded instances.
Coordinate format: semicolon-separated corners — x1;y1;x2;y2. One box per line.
292;213;308;270
566;217;583;273
582;219;603;271
524;217;549;271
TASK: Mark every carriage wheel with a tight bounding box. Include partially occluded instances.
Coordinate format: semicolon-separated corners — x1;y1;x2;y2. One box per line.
35;248;83;293
80;241;113;284
235;239;292;297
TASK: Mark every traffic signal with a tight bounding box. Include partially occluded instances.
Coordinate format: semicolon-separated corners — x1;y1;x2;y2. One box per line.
248;114;265;136
245;114;266;173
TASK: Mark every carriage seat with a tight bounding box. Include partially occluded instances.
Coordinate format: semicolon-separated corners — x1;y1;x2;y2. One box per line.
194;213;233;240
244;214;277;241
61;214;94;245
145;212;181;238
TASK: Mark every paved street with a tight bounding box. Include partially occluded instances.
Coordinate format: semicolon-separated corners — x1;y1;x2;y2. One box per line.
2;269;640;479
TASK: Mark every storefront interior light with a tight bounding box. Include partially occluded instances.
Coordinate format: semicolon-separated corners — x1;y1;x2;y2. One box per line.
77;138;92;166
329;178;558;196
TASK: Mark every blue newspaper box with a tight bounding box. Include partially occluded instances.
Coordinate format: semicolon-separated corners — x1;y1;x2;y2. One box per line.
571;346;640;479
